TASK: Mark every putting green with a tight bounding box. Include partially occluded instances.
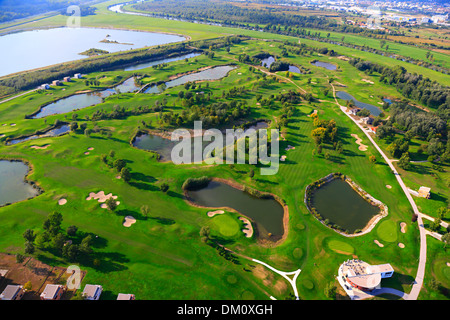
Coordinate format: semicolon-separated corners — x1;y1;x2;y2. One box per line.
212;214;240;237
327;239;354;255
377;219;398;243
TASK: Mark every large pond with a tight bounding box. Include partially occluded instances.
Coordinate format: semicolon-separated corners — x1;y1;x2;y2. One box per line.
133;121;268;162
0;27;185;77
6;124;70;145
310;178;380;233
186;180;285;239
144;65;236;94
31;77;140;118
261;56;301;74
0;160;39;206
311;60;337;70
336;91;382;116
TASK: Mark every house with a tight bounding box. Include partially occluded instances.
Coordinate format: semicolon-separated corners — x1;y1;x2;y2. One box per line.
74;73;82;79
52;80;61;86
82;284;103;300
0;285;25;300
349;108;360;115
117;293;136;300
370;126;378;133
338;259;394;293
63;76;71;82
40;284;64;300
361;116;374;125
39;84;50;90
418;186;431;199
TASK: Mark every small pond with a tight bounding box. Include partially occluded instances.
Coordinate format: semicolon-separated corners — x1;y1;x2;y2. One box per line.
336;91;382;116
311;61;337;70
144;65;236;94
0;160;39;206
133;121;268;162
31;77;140;118
6;124;70;145
186;180;285;240
122;52;201;71
310;178;380;233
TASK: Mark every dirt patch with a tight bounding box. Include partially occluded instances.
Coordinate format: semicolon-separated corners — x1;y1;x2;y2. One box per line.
361;79;374;84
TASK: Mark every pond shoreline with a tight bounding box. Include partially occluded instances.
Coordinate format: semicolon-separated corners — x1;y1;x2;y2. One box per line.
304;172;388;237
184;177;289;247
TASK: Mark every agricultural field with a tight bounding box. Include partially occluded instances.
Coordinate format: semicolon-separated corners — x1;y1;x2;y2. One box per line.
0;0;448;303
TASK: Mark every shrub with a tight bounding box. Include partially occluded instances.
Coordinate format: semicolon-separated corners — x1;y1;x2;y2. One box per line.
182;176;211;190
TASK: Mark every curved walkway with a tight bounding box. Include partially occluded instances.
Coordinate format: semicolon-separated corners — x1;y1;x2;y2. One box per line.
331;83;427;300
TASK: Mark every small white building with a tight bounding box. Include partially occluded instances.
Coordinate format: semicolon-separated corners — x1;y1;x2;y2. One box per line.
82;284;103;300
40;284;64;300
39;84;50;90
74;73;82;79
63;76;71;82
0;285;25;300
117;293;135;300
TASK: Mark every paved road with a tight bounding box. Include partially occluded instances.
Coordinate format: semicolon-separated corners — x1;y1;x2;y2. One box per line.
331;83;427;300
0;89;37;105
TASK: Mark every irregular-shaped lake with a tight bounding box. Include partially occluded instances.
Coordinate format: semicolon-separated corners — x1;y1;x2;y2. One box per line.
336;91;382;116
0;160;39;206
0;27;185;77
186;180;285;239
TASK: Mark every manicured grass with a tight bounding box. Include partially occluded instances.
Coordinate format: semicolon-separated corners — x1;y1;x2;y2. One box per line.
326;239;355;255
377;220;398;243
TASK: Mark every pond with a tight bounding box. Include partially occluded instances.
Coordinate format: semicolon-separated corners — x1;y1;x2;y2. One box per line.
144;65;236;94
0;27;186;77
310;178;380;234
261;56;301;74
6;124;70;145
0;160;39;206
121;52;201;71
311;60;337;70
31;77;140;118
336;91;382;116
133;121;268;162
186;180;285;240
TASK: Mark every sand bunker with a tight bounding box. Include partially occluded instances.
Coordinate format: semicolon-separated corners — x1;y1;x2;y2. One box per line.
58;198;67;205
400;222;407;233
398;243;405;248
31;144;50;150
386;185;392;189
351;134;368;151
84;152;90;155
10;123;16;126
285;145;295;151
123;216;136;227
374;240;384;247
239;217;253;238
361;79;374;84
280;155;286;162
0;134;5;138
207;210;224;217
86;191;118;202
87;147;94;151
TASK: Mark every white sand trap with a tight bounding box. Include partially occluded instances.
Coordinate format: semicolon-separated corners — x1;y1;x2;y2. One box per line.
10;123;16;126
400;222;407;233
0;134;5;138
374;240;384;247
30;144;50;150
86;191;118;203
361;79;374;84
386;185;392;189
239;217;253;238
84;152;90;155
238;72;242;75
446;262;450;267
207;210;224;217
87;147;94;151
116;175;121;179
58;198;67;205
398;243;405;248
351;134;368;151
280;155;286;162
123;216;136;227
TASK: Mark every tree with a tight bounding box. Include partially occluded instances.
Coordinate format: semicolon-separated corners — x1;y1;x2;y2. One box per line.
120;167;131;183
200;226;211;243
23;229;36;242
113;159;126;172
67;225;78;237
43;211;63;236
105;197;117;211
70;121;78;131
80;235;93;255
62;243;80;262
398;152;411;170
23;281;32;292
140;205;150;219
51;233;66;253
442;232;450;249
311;127;327;145
24;241;35;255
249;169;254;178
324;282;336;299
369;155;376;163
160;182;169;193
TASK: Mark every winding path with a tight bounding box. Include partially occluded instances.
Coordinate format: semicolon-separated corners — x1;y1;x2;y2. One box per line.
330;83;427;300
